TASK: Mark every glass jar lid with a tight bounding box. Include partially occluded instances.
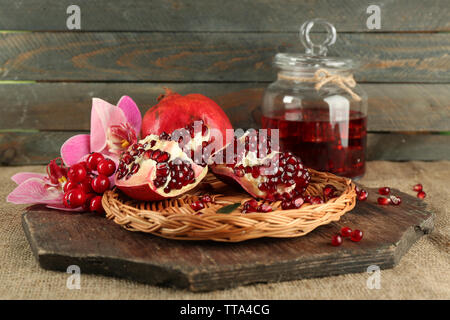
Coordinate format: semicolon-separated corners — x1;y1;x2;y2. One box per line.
275;19;355;72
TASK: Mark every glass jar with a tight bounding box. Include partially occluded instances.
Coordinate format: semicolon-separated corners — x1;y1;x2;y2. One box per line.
261;19;368;179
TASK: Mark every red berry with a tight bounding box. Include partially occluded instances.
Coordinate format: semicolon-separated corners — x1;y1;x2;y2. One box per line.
350;229;363;242
82;193;95;211
63;189;86;208
390;195;402;205
190;200;205;212
91;175;110;193
97;159;116;177
377;197;391;205
86;152;104;171
78;176;93;194
89;195;104;213
340;226;352;238
331;235;343;246
417;191;426;199
357;188;368;201
378;187;390;195
63;181;77;193
68;163;87;183
413;184;423;192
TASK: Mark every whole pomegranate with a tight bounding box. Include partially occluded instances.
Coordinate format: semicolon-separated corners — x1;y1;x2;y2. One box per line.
141;88;233;146
210;130;311;202
115;120;212;201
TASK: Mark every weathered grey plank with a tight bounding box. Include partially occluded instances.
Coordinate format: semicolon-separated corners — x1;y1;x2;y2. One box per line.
0;83;449;132
0;32;448;82
1;131;449;165
0;0;448;32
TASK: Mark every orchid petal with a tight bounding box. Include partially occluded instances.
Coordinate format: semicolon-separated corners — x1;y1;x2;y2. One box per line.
117;96;142;137
7;178;63;205
46;203;84;212
11;172;47;185
61;134;91;167
90;98;128;153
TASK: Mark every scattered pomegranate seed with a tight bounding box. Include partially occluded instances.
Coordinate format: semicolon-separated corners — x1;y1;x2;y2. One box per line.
86;152;104;171
340;226;352;238
190;200;205;212
89;195;104;213
331;235;343;246
350;229;363;242
91;175;110;193
378;187;391;195
377;197;391;205
390;195;402;205
417;191;426;199
200;195;212;203
68;163;87;183
257;203;273;213
356;188;368;201
97;159;116;177
413;183;423;192
323;184;337;200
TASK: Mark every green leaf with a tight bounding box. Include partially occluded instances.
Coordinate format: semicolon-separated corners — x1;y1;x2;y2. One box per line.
217;203;241;214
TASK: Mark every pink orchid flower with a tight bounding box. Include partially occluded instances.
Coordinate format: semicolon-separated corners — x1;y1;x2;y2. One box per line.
7;96;142;211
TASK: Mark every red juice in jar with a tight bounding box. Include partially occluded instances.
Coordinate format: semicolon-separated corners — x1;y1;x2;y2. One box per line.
262;108;367;178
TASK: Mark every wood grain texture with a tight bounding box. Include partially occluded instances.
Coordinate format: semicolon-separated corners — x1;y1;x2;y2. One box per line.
21;186;434;291
0;83;448;132
0;0;448;32
2;131;449;165
0;32;448;82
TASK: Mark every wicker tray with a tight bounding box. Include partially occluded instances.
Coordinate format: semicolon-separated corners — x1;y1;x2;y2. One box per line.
103;169;356;242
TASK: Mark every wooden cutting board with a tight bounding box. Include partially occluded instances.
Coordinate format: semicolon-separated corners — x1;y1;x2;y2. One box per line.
22;186;433;292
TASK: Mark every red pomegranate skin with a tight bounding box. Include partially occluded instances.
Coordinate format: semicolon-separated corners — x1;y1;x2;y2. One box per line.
141;88;233;146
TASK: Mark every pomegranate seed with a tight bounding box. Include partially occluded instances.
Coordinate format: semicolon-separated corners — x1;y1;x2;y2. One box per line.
63;189;86;208
323;184;337;199
151;150;161;161
309;196;323;204
292;196;304;208
257;203;272;213
91;175;110;193
378;187;390;195
350;229;363;242
86;152;105;171
340;226;352;238
390;195;402;205
156;152;170;163
97;159;116;177
331;235;343;246
357;188;368;201
190;200;205;212
122;154;133;165
68;164;87;183
377;197;391;205
417;191;426;199
89;196;104;213
413;184;423;192
200;195;212;203
233;167;245;177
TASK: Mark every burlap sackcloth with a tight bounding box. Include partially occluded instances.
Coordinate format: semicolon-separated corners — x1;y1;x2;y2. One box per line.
0;161;448;299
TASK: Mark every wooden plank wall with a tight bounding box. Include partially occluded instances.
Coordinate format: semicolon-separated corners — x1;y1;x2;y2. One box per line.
0;0;449;165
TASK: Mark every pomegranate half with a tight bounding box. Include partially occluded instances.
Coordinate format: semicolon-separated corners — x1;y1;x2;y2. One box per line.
141;88;233;146
210;131;311;202
115;134;208;201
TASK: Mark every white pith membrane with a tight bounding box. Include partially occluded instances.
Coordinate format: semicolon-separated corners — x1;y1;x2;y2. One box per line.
115;134;208;198
210;131;310;201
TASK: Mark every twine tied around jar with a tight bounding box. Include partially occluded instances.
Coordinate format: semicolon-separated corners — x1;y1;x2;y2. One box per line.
278;68;362;102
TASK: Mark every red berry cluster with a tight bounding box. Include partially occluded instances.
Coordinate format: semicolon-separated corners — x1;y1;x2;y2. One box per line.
331;226;363;246
413;184;426;199
190;195;213;212
63;152;116;213
376;186;401;206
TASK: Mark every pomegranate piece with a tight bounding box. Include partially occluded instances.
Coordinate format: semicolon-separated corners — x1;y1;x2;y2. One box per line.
413;183;423;192
190;200;205;212
331;235;343;246
377;197;391;205
378;187;390;195
340;226;352;238
417;191;426;199
115;133;208;201
350;229;363;242
141;88;233;147
390;195;402;205
210;131;310;201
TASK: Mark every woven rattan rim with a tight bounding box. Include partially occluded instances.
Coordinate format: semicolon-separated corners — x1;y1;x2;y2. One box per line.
103;169;356;242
